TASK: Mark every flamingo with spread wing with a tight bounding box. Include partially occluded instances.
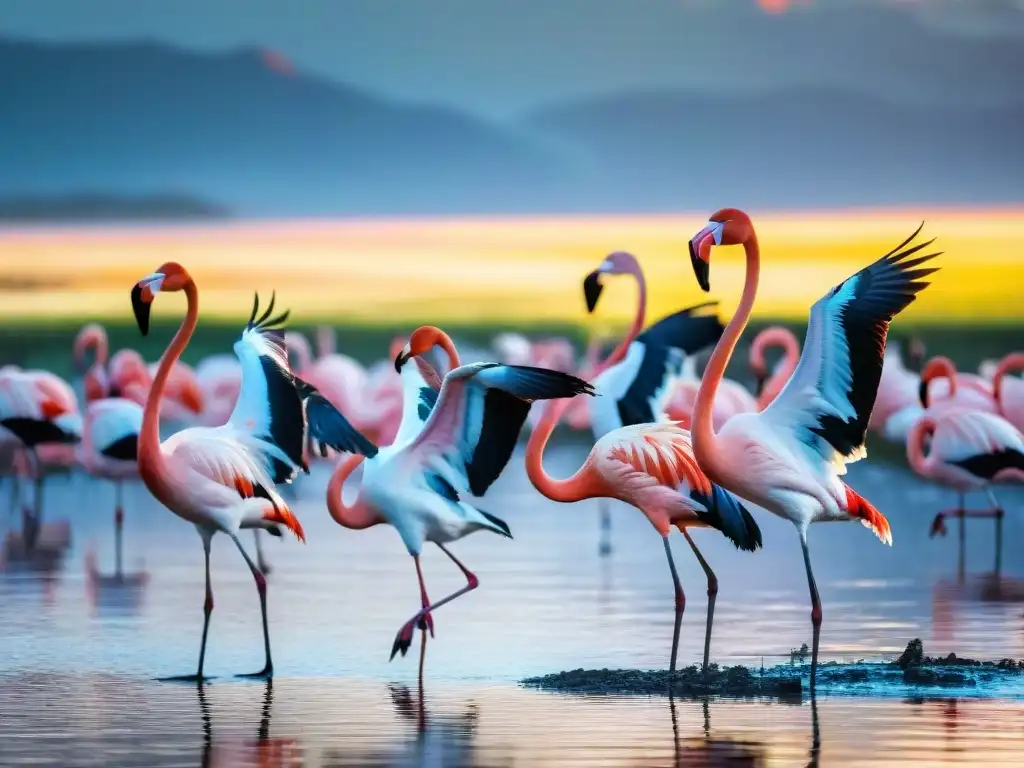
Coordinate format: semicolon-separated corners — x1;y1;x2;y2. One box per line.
130;263;377;680
326;327;593;665
686;209;937;688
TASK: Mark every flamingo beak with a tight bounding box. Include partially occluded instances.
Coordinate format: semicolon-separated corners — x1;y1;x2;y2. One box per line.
918;379;929;409
583;271;604;313
394;343;412;373
131;272;164;337
688;221;722;293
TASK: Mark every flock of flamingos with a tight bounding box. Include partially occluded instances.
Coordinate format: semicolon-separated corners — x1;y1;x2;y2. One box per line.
2;208;1023;692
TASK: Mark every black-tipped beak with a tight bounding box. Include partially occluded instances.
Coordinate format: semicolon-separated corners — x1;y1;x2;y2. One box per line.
131;284;151;336
754;371;767;398
583;271;605;313
918;380;929;409
688;238;711;293
394;351;409;373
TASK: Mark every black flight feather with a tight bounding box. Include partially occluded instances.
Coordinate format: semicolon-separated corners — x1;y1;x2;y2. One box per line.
809;224;940;458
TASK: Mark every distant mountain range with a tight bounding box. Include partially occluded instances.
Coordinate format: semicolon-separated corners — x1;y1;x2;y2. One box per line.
524;89;1024;210
1;37;1022;219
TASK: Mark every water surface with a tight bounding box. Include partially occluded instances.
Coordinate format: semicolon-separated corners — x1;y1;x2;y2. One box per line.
2;443;1023;765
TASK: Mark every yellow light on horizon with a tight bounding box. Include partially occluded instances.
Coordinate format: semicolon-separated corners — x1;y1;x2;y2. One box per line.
0;207;1020;328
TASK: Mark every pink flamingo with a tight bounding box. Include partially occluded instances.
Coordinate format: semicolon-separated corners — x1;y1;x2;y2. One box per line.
79;397;144;578
327;326;590;666
579;251;724;556
130;264;377;680
992;353;1024;432
919;356;997;415
527;397;761;672
908;410;1023;574
686;209;936;688
0;368;81;549
748;326;800;410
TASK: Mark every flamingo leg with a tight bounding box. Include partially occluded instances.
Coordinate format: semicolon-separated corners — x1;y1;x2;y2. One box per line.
662;536;686;674
413;556;435;637
985;488;1004;575
390;543;478;661
799;531;822;690
957;492;966;582
253;530;272;576
231;533;273;678
114;480;124;578
682;529;718;673
598;500;612;557
160;534;213;683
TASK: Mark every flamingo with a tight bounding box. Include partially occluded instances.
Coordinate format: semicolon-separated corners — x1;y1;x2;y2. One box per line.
0;368;81;548
919;356;997;415
326;329;593;664
79;398;144;579
580;251;725;556
685;209;937;688
130;263;378;680
526;397;761;672
748;326;800;410
992;353;1024;432
908;410;1023;574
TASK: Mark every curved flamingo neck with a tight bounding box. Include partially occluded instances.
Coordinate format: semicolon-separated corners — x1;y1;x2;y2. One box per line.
993;352;1024;405
139;280;198;484
693;236;761;481
76;324;109;369
591;266;647;379
923;358;958;404
525;398;597;503
906;416;937;476
752;327;799;409
434;331;461;373
326;454;381;529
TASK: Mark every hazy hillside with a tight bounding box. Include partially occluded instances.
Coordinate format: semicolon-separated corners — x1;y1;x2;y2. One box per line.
0;38;563;216
2;37;1023;216
523;88;1024;210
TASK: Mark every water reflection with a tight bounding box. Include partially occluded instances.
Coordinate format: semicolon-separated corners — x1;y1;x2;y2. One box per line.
84;550;149;618
662;695;773;768
199;680;302;768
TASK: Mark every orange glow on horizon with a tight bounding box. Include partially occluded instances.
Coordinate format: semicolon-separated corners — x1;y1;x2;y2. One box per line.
0;206;1020;327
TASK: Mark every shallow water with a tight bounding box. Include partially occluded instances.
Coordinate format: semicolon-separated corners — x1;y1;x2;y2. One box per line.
2;442;1024;766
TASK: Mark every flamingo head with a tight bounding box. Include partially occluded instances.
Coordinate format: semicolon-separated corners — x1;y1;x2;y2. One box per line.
395;325;444;372
131;262;191;336
688;208;753;292
583;251;640;313
918;355;956;408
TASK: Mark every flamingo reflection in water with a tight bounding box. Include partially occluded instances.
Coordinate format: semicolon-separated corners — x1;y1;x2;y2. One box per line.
195;680;302;768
